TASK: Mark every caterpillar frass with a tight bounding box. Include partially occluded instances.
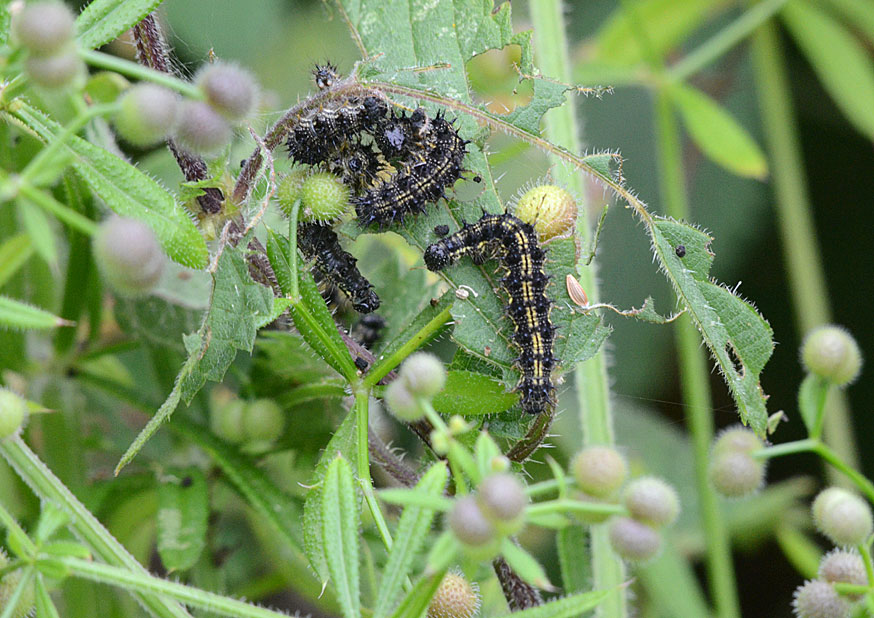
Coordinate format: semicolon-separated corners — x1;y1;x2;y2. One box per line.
353;110;468;228
297;222;380;313
423;213;557;415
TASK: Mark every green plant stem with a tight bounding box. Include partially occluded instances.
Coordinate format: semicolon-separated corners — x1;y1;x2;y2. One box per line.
17;182;98;237
290;301;358;382
0;436;193;618
859;543;874;585
756;439;874;504
363;306;452;388
748;15;858;479
79;49;202;99
58;556;288;618
286;199;301;302
668;0;788;81
529;1;624;616
354;389;394;553
654;90;741;618
525;500;625;518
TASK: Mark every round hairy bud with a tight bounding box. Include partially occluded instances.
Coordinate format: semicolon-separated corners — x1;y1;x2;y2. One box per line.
0;389;28;439
712;425;764;457
801;325;863;387
623;476;680;527
276;169;310;217
708;451;766;498
210;398;246;444
13;2;74;56
25;47;83;88
812;487;873;547
608;517;661;563
299;172;350;223
196;63;258;121
385;380;424;422
0;549;35;618
400;352;447;399
514;184;576;241
571;445;628;498
94;216;165;296
477;473;527;534
792;580;849;618
175;100;233;156
114;84;180;147
427;572;481;618
243;399;284;443
818;549;867;590
449;495;496;549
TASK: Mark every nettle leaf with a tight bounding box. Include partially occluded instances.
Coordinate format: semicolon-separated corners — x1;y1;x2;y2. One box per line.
12;103;208;269
652;219;773;433
156;467;208;572
374;461;448;618
116;242;278;473
339;0;610;417
321;456;361;618
76;0;166;50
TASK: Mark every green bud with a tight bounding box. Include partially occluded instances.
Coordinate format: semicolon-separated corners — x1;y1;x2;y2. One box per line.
13;2;75;56
514;184;576;241
114;84;179;148
571;445;628;498
801;325;863;387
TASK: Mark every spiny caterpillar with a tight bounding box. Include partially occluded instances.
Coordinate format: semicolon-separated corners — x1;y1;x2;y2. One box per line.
353;110;468;229
423;213;557;415
297;222;380;313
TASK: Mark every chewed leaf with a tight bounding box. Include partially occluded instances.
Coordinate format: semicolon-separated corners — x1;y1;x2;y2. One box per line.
115;242;277;473
652;218;773;433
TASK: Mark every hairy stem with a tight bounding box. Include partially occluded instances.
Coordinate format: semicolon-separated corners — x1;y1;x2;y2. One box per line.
529;1;623;615
654;89;740;618
748;16;858;479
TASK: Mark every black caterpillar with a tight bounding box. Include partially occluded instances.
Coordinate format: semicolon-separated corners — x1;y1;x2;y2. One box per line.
423;213;557;415
297;222;380;314
353;111;468;228
350;313;386;350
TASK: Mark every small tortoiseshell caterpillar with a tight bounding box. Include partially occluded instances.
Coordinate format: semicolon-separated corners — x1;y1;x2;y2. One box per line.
297;222;380;313
353;110;468;228
350;313;386;350
423;213;557;415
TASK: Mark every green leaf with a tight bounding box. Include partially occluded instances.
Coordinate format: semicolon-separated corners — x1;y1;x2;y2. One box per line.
474;431;503;480
820;0;874;49
557;525;590;600
594;0;728;66
782;0;874;140
432;370;518;417
0;234;34;289
39;541;92;559
492;588;613;618
500;539;552;590
115;243;277;473
798;373;829;436
377;489;453;512
638;544;711;618
321;456;360;618
303;411;358;583
651;219;773;434
669;83;768;179
266;229;358;381
76;0;166;50
16;199;57;268
156;467;208;572
173;418;305;557
34;576;62;618
388;571;445;618
0;296;72;331
12;102;208;269
374;462;448;618
425;530;460;574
